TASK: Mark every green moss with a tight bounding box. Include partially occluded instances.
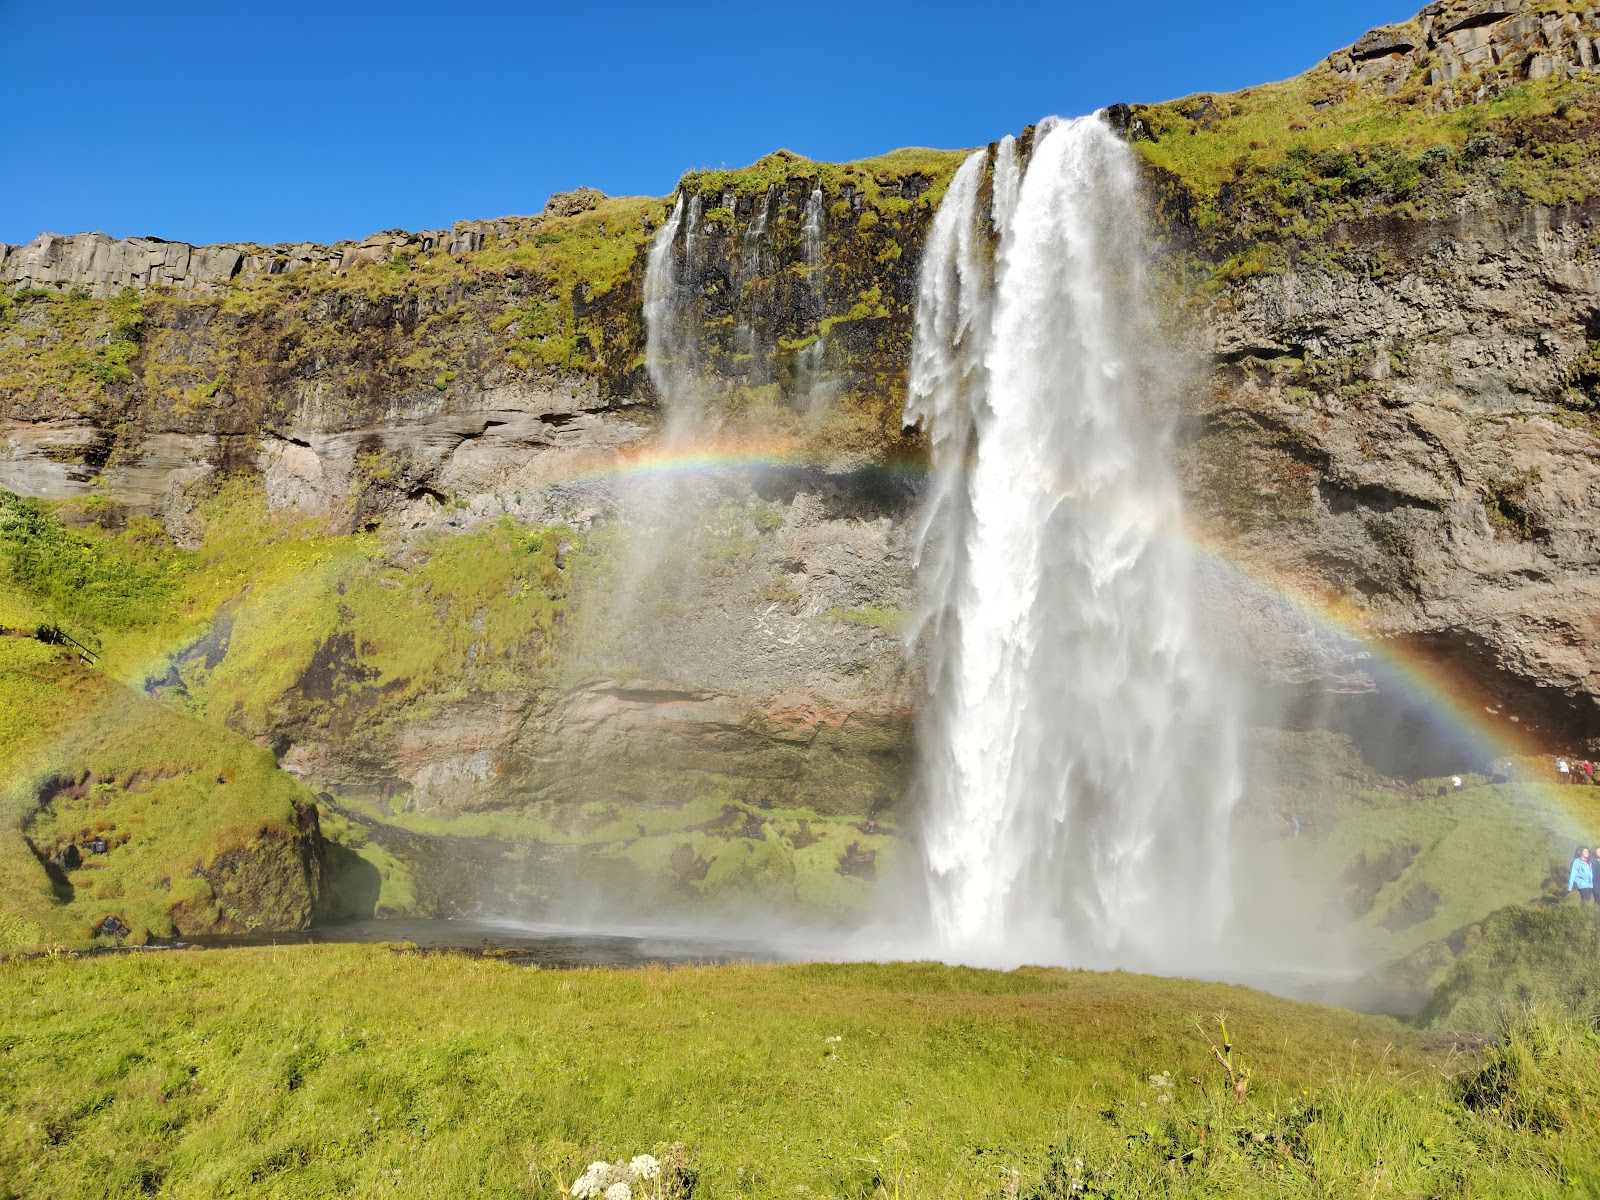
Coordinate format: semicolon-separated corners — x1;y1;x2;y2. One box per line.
1134;69;1600;267
1485;467;1545;539
824;604;904;631
0;492;181;640
317;807;417;918
1562;338;1600;409
1252;780;1589;967
679;146;968;210
0;640;321;945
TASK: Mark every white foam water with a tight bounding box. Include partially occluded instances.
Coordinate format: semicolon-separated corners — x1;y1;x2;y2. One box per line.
904;115;1243;975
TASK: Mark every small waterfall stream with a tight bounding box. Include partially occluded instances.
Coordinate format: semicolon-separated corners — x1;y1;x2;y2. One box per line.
644;181;834;425
735;188;776;382
643;193;707;437
905;116;1243;973
797;187;828;413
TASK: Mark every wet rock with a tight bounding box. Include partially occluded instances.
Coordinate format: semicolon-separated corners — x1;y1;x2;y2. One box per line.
171;800;325;934
93;915;128;939
835;841;877;881
50;844;81;872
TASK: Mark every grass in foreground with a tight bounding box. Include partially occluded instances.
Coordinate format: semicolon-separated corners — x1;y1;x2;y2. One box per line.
1;949;1597;1198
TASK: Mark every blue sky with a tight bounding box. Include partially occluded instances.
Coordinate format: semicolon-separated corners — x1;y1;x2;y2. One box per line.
2;1;1420;247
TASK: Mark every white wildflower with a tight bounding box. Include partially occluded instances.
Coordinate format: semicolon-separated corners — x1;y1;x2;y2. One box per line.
572;1162;615;1199
603;1183;632;1200
630;1155;660;1181
824;1036;842;1044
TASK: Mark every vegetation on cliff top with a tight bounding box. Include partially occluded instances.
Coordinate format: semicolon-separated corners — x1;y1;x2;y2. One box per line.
2;949;1597;1198
0;144;969;463
1130;59;1600;280
679;146;968;209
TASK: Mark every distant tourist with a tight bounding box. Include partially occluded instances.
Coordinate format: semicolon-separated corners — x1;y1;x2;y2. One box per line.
1585;761;1595;785
1451;775;1463;791
1570;847;1595;905
1557;757;1571;783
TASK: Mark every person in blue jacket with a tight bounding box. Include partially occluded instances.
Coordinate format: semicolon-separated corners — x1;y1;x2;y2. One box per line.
1570;847;1595;905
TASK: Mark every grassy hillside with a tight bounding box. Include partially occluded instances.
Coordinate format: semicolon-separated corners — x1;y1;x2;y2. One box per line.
1128;40;1600;288
2;949;1597;1198
0;637;323;948
1421;904;1600;1031
1264;778;1596;960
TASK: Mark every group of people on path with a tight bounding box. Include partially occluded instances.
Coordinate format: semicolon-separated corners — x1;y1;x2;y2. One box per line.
1554;757;1598;784
1571;847;1596;905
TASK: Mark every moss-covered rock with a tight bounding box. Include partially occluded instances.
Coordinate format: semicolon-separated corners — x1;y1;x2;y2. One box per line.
0;639;326;945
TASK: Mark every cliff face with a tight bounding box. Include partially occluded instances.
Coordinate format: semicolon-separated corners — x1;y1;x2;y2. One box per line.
1187;196;1600;743
5;0;1600;933
1134;0;1600;744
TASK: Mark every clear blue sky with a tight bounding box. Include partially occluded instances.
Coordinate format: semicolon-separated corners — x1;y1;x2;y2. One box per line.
1;1;1420;248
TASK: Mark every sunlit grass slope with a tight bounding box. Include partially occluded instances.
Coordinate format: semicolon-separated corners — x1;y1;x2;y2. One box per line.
1422;904;1600;1032
1;950;1596;1199
1119;32;1600;327
1278;780;1593;959
0;638;321;949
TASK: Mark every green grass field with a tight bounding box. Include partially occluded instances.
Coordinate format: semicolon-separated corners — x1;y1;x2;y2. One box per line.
1;949;1597;1199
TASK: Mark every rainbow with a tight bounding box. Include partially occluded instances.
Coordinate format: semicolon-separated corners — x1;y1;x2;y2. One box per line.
529;434;1593;825
18;431;1599;841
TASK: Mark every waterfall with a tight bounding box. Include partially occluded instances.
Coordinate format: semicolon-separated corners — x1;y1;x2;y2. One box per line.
644;193;708;437
735;188;775;381
797;187;829;414
904;116;1242;974
644;195;687;402
802;187;825;265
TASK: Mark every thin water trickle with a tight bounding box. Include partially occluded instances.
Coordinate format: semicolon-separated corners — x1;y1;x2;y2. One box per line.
802;187;826;265
735;188;776;381
905;116;1243;974
797;187;830;415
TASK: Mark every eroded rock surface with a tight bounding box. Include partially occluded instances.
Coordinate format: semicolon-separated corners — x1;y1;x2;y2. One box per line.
1331;0;1600;97
1184;197;1600;740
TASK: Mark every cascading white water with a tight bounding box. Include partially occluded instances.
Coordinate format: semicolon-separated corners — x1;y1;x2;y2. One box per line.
644;193;712;441
735;188;776;380
905;115;1243;974
644;195;688;399
797;187;829;413
801;187;825;265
